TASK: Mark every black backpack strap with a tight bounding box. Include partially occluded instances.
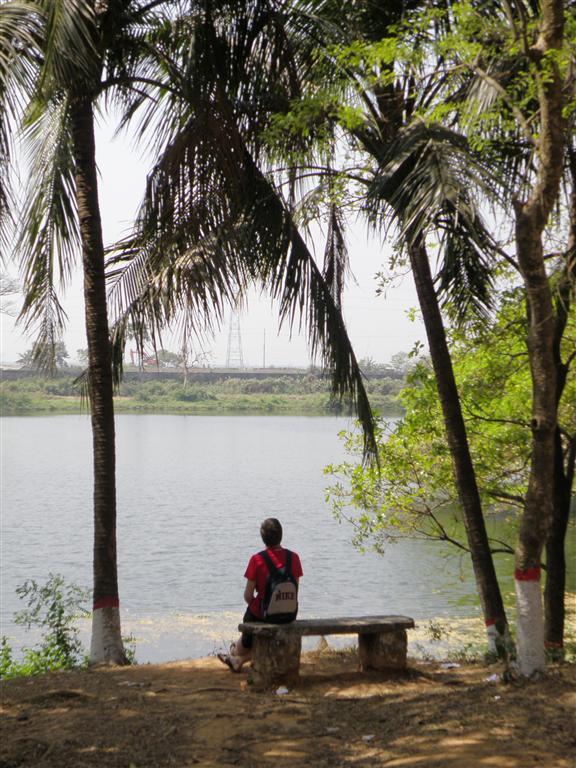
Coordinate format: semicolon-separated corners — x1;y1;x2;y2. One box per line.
260;549;292;575
260;549;279;575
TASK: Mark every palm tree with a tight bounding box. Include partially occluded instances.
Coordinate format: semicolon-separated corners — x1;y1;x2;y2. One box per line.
0;0;186;664
106;0;514;655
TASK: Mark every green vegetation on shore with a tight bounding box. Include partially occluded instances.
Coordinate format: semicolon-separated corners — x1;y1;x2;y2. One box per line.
0;372;404;417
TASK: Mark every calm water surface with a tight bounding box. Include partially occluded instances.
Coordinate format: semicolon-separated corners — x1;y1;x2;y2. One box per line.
2;414;570;662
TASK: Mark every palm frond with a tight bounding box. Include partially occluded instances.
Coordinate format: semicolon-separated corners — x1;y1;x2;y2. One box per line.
17;92;78;347
35;0;97;89
73;365;91;409
366;120;500;319
19;295;68;373
0;0;96;257
322;202;348;310
437;223;495;321
0;2;43;82
106;104;248;361
109;99;378;460
0;1;43;252
240;142;376;461
101;0;183;137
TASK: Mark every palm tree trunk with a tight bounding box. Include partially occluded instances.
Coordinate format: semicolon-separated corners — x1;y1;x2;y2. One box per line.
408;237;510;653
71;97;126;665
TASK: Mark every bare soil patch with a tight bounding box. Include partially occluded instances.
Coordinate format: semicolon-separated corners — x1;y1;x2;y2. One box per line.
1;649;574;768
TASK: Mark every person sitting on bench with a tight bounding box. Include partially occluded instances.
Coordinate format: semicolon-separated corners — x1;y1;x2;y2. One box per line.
218;517;303;672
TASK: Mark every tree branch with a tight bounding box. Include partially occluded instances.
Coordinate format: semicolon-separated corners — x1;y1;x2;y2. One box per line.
486;490;525;507
428;509;471;553
487;536;515;554
463;406;530;429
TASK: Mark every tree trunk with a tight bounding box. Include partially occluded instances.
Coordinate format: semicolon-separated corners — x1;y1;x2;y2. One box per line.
513;208;557;675
545;167;576;653
408;237;510;654
544;430;572;655
71;97;126;665
512;0;566;676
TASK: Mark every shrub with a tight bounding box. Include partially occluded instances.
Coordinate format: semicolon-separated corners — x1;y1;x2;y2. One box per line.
1;574;138;678
1;574;89;679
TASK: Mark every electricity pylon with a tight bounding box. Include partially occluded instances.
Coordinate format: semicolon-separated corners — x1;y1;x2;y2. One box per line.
225;310;244;368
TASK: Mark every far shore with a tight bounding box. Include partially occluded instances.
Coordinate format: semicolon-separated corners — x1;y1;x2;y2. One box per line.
0;398;403;417
0;369;405;418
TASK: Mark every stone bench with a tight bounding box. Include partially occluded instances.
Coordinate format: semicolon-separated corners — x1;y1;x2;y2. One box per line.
238;614;415;688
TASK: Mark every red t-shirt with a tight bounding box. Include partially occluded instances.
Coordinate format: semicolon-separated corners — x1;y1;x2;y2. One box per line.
244;546;303;619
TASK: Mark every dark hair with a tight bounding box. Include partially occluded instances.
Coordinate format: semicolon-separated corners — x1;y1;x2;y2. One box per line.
260;518;283;547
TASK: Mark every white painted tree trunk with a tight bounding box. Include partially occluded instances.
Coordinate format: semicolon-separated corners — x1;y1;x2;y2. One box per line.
515;569;546;676
90;605;126;664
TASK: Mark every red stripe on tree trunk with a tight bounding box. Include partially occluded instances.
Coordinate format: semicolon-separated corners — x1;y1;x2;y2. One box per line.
485;617;505;627
514;566;541;581
93;596;119;610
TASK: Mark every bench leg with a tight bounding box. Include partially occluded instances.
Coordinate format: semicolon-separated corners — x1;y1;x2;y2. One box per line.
250;634;302;689
358;629;407;671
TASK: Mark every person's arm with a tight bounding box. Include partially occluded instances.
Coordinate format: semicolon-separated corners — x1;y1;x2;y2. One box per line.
244;579;256;605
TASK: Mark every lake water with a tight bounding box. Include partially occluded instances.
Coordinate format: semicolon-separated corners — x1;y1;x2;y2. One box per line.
1;414;573;663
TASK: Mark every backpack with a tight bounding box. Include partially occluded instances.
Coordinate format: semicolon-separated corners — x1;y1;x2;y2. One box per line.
260;549;299;624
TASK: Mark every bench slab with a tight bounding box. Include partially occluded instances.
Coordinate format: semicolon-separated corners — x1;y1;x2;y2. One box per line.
238;614;415;637
239;615;415;688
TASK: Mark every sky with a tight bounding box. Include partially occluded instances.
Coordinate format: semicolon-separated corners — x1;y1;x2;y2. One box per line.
0;119;426;368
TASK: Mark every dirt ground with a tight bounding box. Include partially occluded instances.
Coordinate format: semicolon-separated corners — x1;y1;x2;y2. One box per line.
1;648;575;768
